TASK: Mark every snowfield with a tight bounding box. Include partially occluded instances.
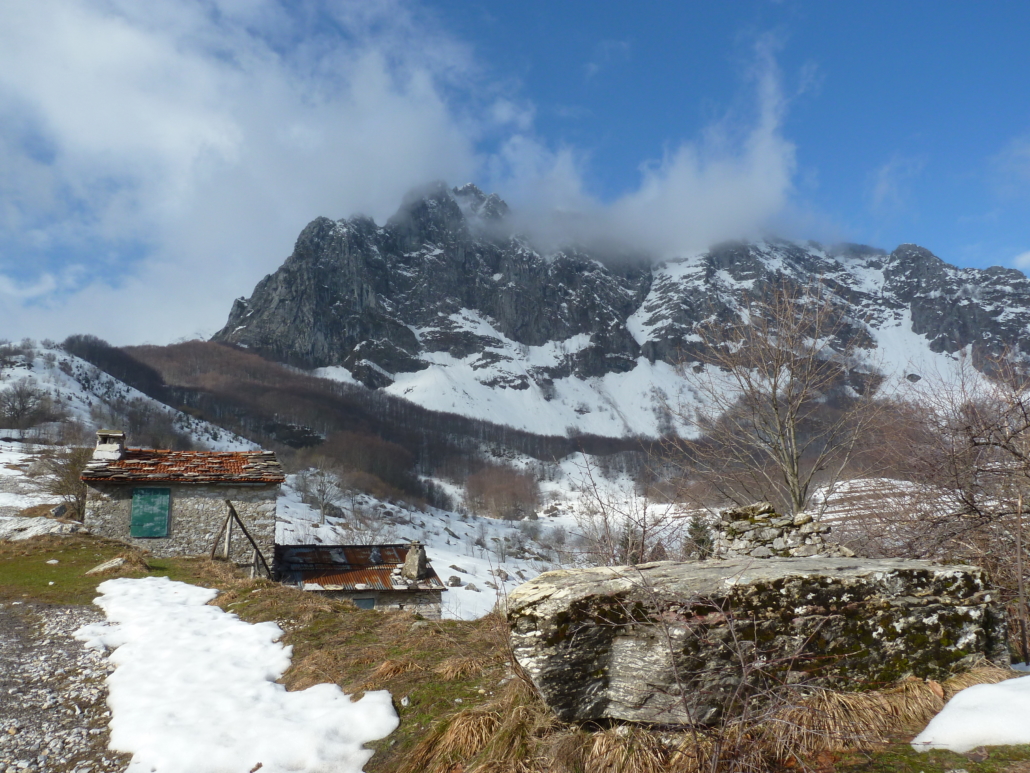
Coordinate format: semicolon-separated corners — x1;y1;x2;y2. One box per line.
75;577;398;773
0;342;255;451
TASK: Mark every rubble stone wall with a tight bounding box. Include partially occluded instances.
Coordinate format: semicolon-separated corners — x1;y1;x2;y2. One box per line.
317;589;443;619
713;501;854;558
84;482;277;564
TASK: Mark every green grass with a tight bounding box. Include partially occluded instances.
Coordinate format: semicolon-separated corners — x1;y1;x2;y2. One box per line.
0;534;140;604
839;743;1030;773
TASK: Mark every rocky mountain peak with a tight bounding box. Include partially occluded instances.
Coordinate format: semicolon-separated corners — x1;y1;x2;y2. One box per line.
212;185;1030;438
453;182;510;222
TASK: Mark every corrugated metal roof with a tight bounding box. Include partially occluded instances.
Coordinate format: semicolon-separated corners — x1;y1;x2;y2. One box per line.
81;449;285;484
274;543;445;591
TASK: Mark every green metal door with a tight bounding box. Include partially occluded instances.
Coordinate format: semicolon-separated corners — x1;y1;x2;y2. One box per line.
130;488;171;538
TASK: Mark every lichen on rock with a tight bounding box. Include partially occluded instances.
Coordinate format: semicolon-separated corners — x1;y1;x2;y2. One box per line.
507;558;1008;726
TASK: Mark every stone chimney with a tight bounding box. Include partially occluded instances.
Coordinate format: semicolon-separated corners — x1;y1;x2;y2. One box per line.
93;430;126;461
401;540;428;581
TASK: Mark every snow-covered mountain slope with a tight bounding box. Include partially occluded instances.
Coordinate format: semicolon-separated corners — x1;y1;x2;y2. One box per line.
274;451;664;620
214;183;1030;438
0;341;254;450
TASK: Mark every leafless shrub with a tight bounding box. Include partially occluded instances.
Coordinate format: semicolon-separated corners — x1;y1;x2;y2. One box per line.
569;454;687;566
30;445;93;520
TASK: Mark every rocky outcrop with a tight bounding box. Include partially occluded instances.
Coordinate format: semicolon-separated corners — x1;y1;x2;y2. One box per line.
212;182;652;386
507;558;1008;726
713;502;854;559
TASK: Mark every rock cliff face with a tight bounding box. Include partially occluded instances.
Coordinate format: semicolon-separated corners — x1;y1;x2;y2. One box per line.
213;183;1030;436
507;558;1008;726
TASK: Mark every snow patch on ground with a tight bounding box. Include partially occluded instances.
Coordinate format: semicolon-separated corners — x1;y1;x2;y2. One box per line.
0;515;84;540
912;675;1030;752
75;577;398;773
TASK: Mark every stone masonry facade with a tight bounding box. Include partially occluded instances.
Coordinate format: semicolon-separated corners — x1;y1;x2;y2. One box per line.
317;589;443;620
84;482;277;564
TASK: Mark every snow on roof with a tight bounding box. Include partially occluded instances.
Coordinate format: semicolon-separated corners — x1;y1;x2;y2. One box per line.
80;449;285;484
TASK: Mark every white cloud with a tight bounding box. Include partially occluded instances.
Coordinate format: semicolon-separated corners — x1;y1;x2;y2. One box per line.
0;273;57;299
0;0;480;343
1012;250;1030;269
493;35;798;259
0;3;801;344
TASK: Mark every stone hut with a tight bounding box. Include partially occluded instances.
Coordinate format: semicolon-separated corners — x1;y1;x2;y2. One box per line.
273;541;445;619
81;430;284;569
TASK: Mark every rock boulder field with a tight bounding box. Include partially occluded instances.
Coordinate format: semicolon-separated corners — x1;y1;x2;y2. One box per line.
507;558;1008;726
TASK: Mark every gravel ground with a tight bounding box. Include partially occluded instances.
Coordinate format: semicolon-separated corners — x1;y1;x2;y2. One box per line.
0;602;128;773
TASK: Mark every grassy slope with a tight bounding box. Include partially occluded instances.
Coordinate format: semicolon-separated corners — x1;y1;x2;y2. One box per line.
5;533;1030;773
0;533;506;773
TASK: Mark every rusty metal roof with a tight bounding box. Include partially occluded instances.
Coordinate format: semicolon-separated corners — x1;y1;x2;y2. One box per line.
81;449;285;484
274;543;445;592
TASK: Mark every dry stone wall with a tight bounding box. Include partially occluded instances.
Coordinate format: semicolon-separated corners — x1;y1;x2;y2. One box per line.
83;483;277;563
713;501;854;558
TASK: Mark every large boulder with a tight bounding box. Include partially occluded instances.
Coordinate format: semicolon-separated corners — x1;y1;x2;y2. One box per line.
507;558;1008;726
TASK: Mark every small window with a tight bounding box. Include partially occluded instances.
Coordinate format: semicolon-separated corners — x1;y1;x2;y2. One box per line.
130;488;171;538
353;598;376;610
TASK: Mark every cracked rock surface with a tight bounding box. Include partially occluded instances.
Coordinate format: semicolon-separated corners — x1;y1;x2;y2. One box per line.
508;558;1010;725
0;602;127;773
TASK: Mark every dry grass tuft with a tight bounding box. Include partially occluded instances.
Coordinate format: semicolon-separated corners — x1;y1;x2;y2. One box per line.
398;679;554;773
942;661;1018;698
17;502;60;518
112;552;152;574
585;726;670;773
368;658;423;684
764;682;935;758
434;655;488;681
396;662;1025;773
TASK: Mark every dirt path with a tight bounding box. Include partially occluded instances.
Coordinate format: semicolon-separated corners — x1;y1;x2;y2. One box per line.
0;602;128;773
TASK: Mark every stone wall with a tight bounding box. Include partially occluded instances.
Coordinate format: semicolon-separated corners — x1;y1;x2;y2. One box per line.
84;482;277;564
508;558;1009;726
317;589;443;620
713;501;854;558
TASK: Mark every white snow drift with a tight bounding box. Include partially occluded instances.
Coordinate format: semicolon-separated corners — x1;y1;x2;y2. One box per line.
912;674;1030;753
75;577;398;773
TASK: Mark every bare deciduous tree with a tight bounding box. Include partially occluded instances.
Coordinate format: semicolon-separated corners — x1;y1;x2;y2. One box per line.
298;459;345;524
32;445;93;520
670;282;884;516
0;377;47;430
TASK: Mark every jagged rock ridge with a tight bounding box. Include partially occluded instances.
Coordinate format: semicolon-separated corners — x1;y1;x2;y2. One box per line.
213;183;1030;437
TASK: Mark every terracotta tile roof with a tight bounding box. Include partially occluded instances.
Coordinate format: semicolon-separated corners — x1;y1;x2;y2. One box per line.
80;449;285;484
274;544;445;592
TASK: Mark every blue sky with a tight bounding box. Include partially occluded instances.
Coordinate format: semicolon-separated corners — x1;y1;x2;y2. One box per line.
2;0;1030;343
